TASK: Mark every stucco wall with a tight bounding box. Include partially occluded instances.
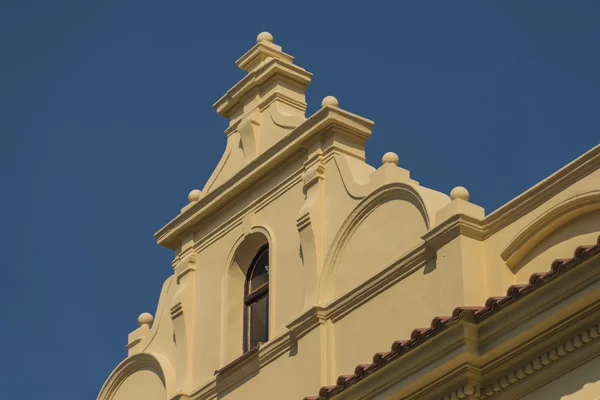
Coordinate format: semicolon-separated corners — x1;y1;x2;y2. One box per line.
112;368;166;400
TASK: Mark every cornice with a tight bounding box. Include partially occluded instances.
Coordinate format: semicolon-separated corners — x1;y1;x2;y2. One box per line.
482;144;600;236
155;106;374;249
187;330;296;400
235;40;294;71
98;352;175;400
223;91;307;136
179;241;435;400
304;237;600;400
325;243;433;322
420;144;600;247
213;58;311;118
441;322;600;400
500;190;600;269
191;165;303;254
422;214;486;251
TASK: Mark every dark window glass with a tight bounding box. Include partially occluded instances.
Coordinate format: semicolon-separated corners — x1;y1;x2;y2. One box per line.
249;250;269;292
248;295;268;348
244;246;269;352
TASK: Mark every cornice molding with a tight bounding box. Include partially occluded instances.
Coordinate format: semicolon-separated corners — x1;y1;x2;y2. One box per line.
223;91;307;137
321;184;431;280
325;243;433;322
214;58;311;119
155;106;374;249
98;352;175;400
191;166;303;254
423;213;486;250
500;190;600;269
304;238;600;400
188;331;297;400
422;145;600;251
441;322;600;400
181;242;435;400
482;144;600;236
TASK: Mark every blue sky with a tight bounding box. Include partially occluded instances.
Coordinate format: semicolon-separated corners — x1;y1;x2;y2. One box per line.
1;1;598;398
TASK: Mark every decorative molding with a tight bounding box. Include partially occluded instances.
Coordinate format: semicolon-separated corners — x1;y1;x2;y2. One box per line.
303;236;600;400
242;212;256;237
287;306;328;340
422;213;486;251
214;58;311;120
198;331;297;400
222;91;307;137
327;246;432;323
98;352;175;400
501;190;600;269
235;40;294;71
317;183;431;303
191;242;433;400
192;167;303;254
170;302;183;319
201;138;233;195
296;211;311;231
270;101;306;129
237;111;260;161
175;253;197;282
441;323;600;400
155;106;373;249
139;276;174;354
325;183;431;275
169;252;198;393
297;145;326;308
482;144;600;236
301;161;326;191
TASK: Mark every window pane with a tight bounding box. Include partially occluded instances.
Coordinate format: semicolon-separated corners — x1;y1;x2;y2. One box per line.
249;295;268;348
249;250;269;292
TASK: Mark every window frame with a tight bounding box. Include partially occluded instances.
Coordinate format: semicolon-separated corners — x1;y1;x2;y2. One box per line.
243;245;270;352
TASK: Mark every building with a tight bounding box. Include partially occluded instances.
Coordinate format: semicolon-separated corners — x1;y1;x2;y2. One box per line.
97;32;600;400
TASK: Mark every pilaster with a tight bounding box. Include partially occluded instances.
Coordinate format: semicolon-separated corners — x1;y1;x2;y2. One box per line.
170;242;197;393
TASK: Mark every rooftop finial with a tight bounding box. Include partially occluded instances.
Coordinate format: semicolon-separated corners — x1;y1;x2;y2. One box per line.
321;95;339;108
138;312;154;328
188;189;202;203
257;32;274;43
382;152;399;166
450;186;470;202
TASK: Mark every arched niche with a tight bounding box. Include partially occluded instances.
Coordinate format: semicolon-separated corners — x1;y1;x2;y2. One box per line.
502;191;600;272
319;184;429;302
97;353;172;400
513;209;600;280
222;229;272;364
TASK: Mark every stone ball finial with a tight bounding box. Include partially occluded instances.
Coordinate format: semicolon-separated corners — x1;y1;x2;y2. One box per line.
321;96;339;108
450;186;470;202
188;189;202;203
138;312;154;328
257;32;274;43
382;152;399;166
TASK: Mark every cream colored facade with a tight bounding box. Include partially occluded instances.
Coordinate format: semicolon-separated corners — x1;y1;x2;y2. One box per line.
98;33;600;400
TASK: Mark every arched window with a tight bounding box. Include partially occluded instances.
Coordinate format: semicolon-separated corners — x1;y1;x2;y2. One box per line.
244;245;269;352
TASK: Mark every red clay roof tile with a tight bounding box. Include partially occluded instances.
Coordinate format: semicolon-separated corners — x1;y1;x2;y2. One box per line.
303;235;600;400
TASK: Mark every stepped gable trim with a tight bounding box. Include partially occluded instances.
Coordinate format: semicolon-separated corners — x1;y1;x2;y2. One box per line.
155;105;374;249
303;235;600;400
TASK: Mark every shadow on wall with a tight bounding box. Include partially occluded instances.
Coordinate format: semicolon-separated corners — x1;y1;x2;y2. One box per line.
215;351;260;399
423;260;436;275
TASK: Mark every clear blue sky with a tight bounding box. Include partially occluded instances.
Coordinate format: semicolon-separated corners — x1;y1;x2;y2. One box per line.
1;1;598;398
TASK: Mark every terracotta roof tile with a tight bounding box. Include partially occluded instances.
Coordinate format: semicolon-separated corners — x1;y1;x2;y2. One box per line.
303;235;600;400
